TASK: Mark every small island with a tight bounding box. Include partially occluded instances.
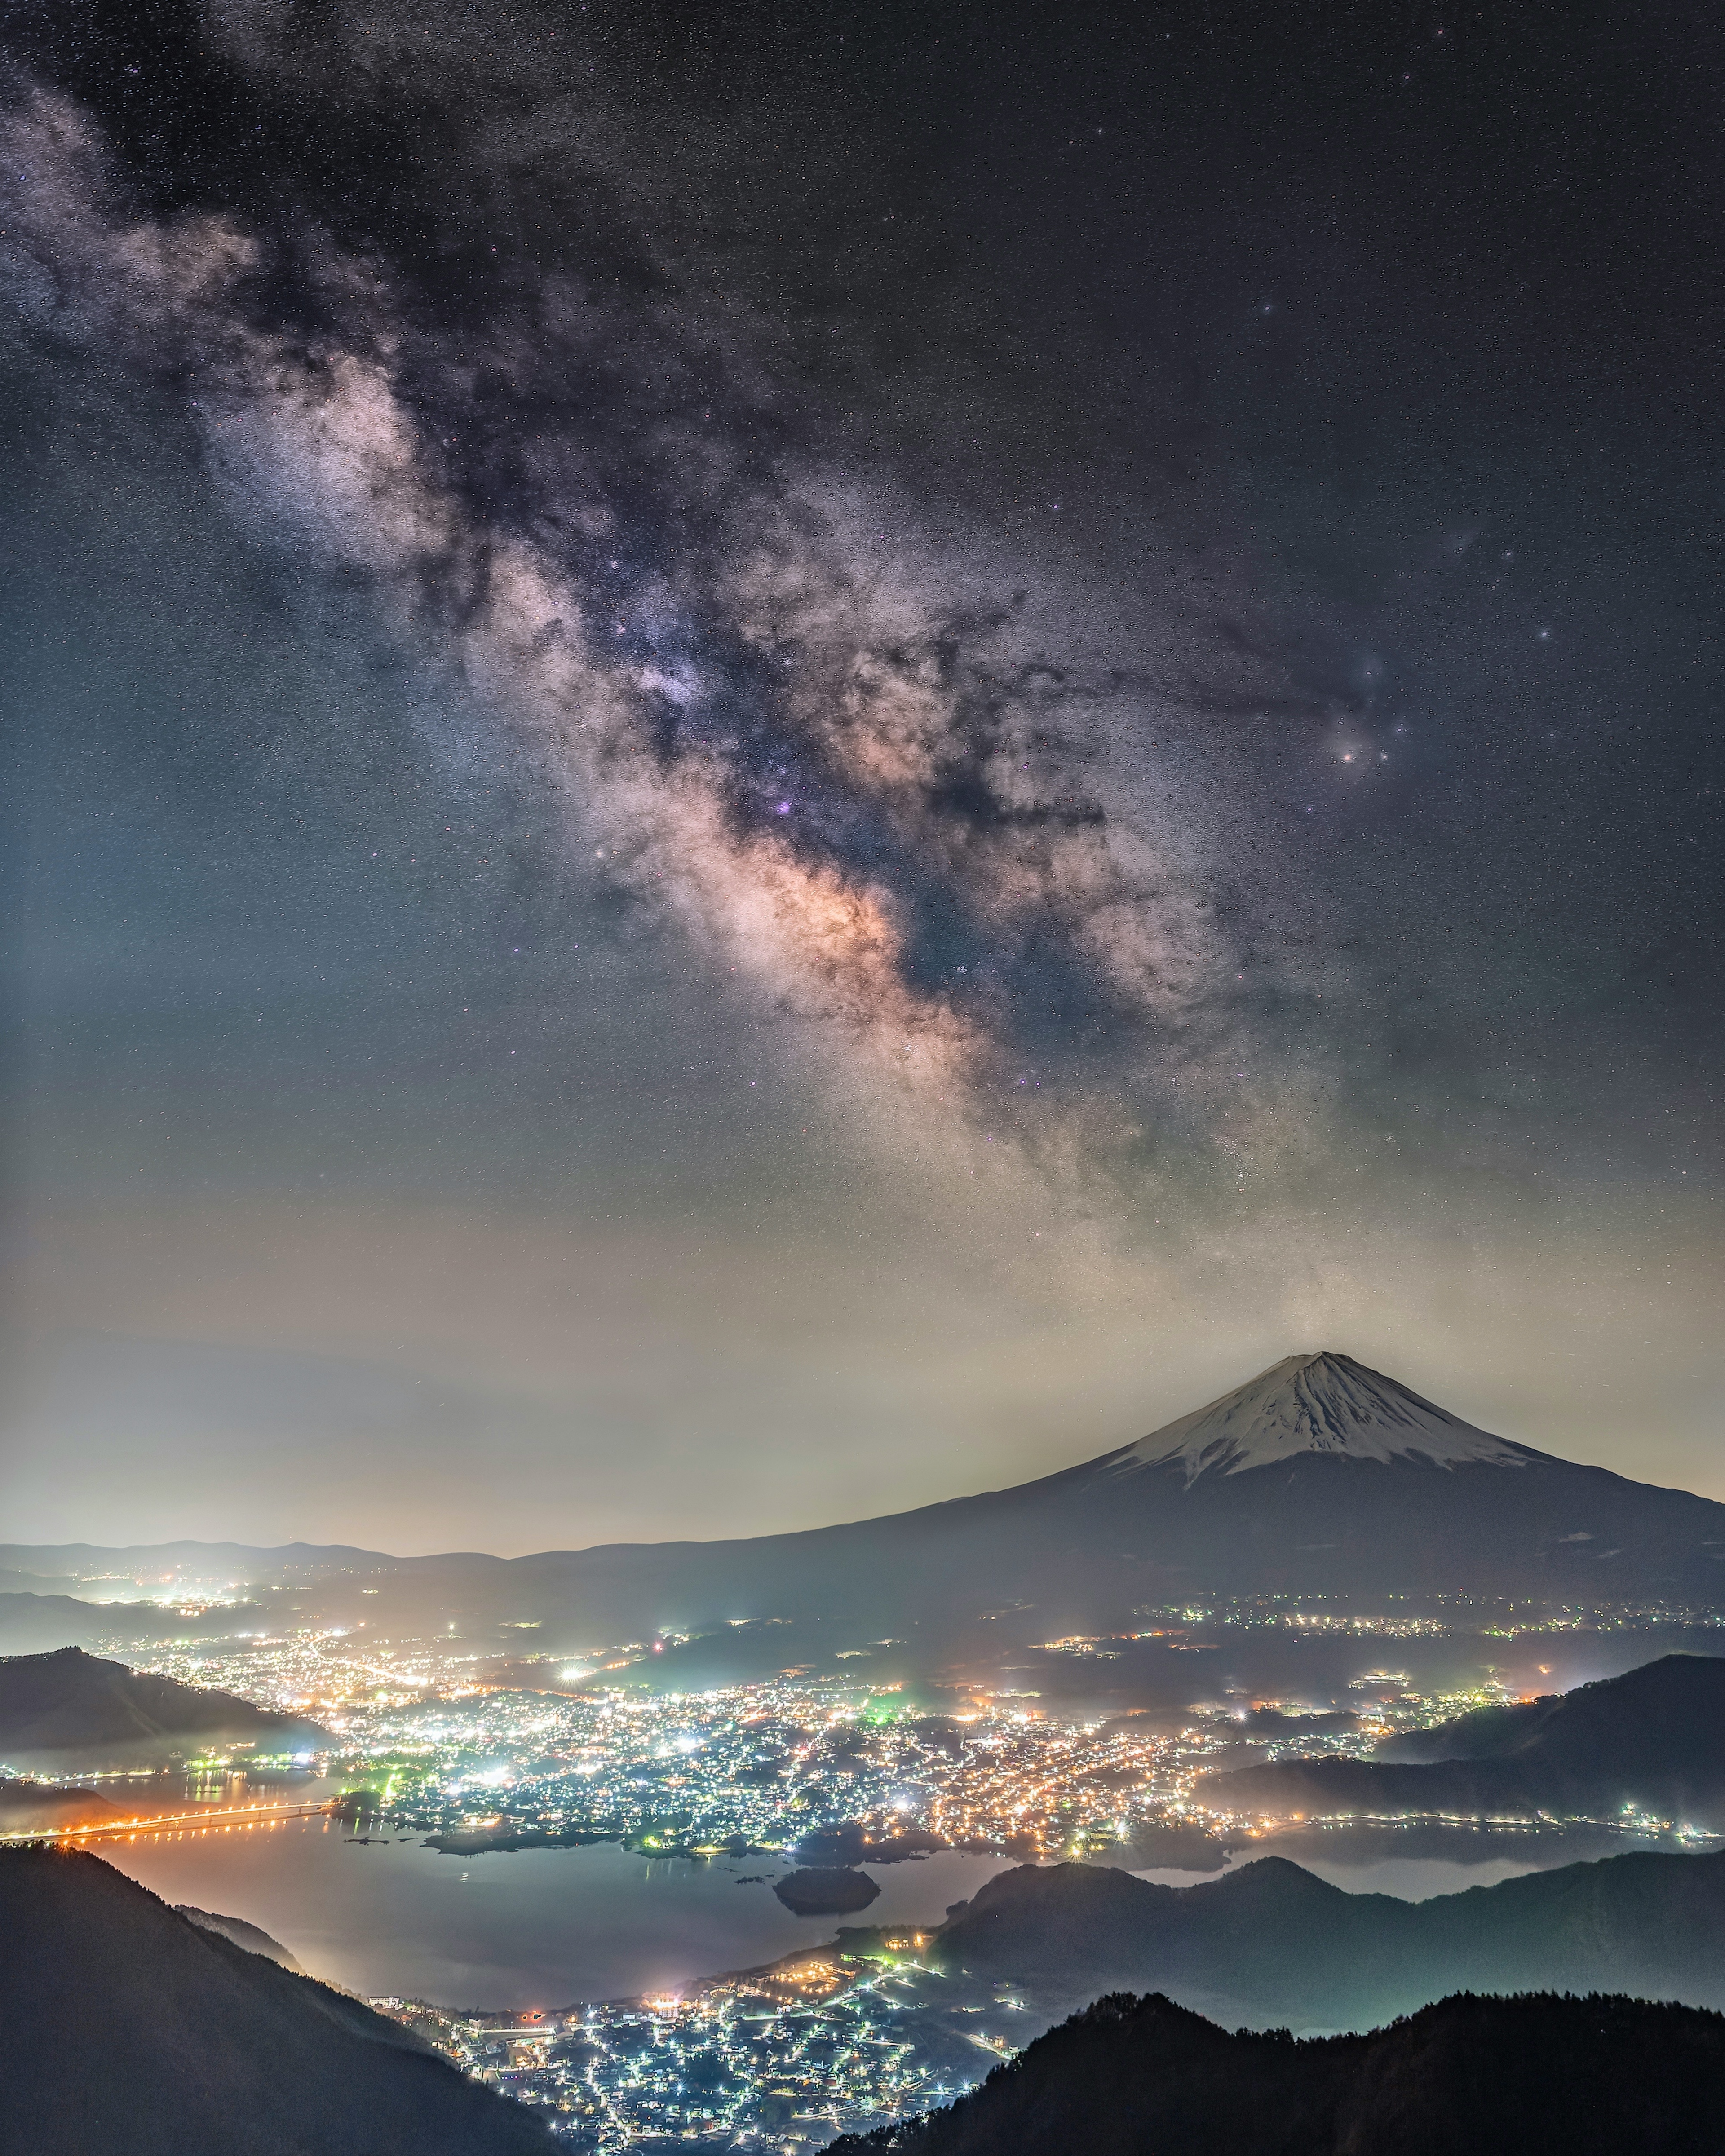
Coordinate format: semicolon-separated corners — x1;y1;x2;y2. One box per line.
773;1867;882;1916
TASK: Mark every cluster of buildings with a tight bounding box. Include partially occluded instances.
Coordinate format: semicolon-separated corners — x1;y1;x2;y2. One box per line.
112;1607;1591;1864
377;1941;1029;2152
90;1599;1722;2148
116;1627;1240;1857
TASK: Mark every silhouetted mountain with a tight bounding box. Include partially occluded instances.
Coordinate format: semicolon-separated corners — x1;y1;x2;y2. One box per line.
1375;1695;1555;1761
0;1646;327;1765
0;1775;119;1833
0;1590;274;1654
1200;1655;1725;1829
0;1847;551;2155
10;1356;1724;1644
177;1904;305;1971
0;1592;111;1654
924;1847;1725;2030
0;1568;80;1595
826;1988;1725;2156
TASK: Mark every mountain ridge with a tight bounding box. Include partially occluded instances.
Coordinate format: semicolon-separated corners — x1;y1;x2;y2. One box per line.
825;1988;1725;2156
0;1646;329;1765
920;1844;1725;2030
176;1904;305;1972
0;1846;551;2154
6;1356;1724;1638
1198;1653;1725;1829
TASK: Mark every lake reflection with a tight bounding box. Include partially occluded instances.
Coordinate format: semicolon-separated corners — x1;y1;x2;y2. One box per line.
94;1810;1673;2010
98;1822;1017;2009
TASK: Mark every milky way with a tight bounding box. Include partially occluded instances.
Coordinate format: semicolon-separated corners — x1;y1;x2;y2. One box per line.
2;0;1720;1546
1;12;1314;1204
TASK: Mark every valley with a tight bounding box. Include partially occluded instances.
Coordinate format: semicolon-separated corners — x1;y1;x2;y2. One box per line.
6;1357;1725;2150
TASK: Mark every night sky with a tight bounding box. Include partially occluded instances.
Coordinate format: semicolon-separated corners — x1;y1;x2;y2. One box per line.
2;0;1720;1552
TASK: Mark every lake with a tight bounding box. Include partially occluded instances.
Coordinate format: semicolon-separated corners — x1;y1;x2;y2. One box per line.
90;1813;1589;2010
98;1820;1020;2008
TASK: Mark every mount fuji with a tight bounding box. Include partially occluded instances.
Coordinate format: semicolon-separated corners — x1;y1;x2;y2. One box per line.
442;1348;1725;1636
1103;1352;1532;1481
13;1353;1722;1650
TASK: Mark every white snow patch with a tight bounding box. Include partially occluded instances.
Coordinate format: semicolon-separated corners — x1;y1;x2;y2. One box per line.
1103;1352;1534;1484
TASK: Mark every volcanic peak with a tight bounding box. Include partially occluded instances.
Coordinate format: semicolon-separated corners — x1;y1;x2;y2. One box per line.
1105;1351;1534;1484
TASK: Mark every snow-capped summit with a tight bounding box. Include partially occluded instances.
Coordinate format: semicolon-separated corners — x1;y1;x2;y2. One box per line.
1103;1351;1535;1484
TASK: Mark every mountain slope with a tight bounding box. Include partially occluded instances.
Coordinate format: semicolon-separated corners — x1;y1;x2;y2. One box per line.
1374;1694;1556;1762
419;1352;1725;1630
1198;1655;1725;1829
0;1847;551;2156
1106;1352;1532;1478
825;1989;1725;2156
0;1646;327;1764
0;1592;116;1655
924;1846;1725;2030
177;1904;305;1971
10;1356;1725;1639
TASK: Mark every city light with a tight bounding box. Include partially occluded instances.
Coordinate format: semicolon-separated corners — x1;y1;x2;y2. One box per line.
51;1590;1719;2149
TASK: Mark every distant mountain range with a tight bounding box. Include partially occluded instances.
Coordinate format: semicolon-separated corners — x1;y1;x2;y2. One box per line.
0;1542;392;1592
1199;1653;1725;1830
915;1844;1725;2031
6;1355;1725;1648
0;1847;550;2155
0;1646;328;1767
826;1988;1725;2156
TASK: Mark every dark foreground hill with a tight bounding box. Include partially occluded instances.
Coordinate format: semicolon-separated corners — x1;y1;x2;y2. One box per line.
923;1847;1725;2030
0;1645;327;1765
0;1847;551;2156
827;1989;1725;2156
1199;1654;1725;1829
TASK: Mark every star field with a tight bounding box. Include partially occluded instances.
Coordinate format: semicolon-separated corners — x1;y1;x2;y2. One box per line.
0;0;1720;1549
